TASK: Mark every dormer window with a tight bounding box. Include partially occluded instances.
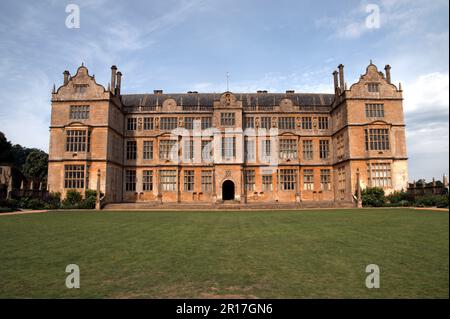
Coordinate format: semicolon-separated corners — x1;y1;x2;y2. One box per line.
74;84;88;94
368;83;380;93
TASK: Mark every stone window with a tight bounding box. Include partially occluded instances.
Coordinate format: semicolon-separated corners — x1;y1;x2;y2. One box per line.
64;165;84;189
221;113;235;126
368;83;380;93
69;105;89;120
244;139;255;161
278;117;295;130
160;117;178;130
319;140;330;159
365;129;390;150
160;170;176;191
244;117;254;129
303;169;314;190
143;141;153;160
74;84;88;94
201;140;213;161
127;118;137;131
66;130;87;152
183;139;194;161
318;117;329;130
125;170;136;192
221;137;236;159
338;166;346;200
143;170;153;191
261;139;271;160
201;170;213;192
336;134;345;159
143;117;154;130
260;117;271;129
262;174;273;191
302;140;313;160
159;140;177;160
202;117;212;129
367;163;392;187
302;117;312;130
320;169;331;191
126;140;137;160
365;104;384;118
279;169;296;191
279;139;297;160
184;170;195;191
184;117;194;130
244;169;255;191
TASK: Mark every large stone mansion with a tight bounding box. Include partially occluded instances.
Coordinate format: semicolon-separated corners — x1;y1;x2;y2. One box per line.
48;62;408;207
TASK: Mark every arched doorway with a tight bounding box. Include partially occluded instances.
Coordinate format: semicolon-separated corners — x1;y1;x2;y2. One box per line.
222;180;235;201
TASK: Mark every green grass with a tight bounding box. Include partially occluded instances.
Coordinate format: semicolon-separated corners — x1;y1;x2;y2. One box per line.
0;208;448;298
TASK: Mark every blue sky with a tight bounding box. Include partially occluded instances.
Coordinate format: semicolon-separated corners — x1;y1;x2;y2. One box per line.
0;0;448;181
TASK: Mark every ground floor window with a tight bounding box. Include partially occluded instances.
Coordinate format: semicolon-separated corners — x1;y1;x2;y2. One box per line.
367;163;392;187
125;170;136;192
303;169;314;190
262;174;273;191
320;169;331;191
184;170;195;191
279;169;296;191
160;170;177;191
244;170;255;191
142;170;153;191
64;165;85;189
201;170;213;192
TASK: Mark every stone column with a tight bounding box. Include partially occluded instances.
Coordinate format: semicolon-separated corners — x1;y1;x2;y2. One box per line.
356;169;362;208
95;169;101;210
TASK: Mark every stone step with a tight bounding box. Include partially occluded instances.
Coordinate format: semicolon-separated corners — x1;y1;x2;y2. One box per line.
102;200;354;210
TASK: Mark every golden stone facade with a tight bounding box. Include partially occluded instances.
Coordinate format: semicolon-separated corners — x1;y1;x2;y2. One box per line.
48;62;408;207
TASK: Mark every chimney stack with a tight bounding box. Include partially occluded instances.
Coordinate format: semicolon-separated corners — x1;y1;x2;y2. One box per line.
332;70;339;95
338;64;345;92
63;70;70;85
110;65;117;94
384;65;391;84
116;71;122;95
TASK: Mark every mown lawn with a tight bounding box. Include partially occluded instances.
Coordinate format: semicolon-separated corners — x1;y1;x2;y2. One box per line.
0;209;448;298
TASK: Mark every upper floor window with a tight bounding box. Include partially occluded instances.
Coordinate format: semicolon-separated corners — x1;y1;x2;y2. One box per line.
244;117;254;129
159;140;178;160
74;84;88;94
66;130;88;152
244;139;255;161
201;140;213;161
202;117;212;129
365;104;385;118
184;117;194;130
368;83;380;93
279;139;297;160
221;113;235;126
70;105;90;120
365;129;390;151
127;118;137;131
126;140;137;160
318;117;329;130
183;139;194;161
319;140;330;159
260;117;271;129
278;117;295;130
302;140;313;160
143;141;153;160
221;137;236;159
143;117;154;130
261;140;271;160
302;117;312;130
160;117;178;130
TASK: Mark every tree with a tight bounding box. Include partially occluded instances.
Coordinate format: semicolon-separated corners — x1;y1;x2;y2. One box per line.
0;131;13;162
22;150;48;183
